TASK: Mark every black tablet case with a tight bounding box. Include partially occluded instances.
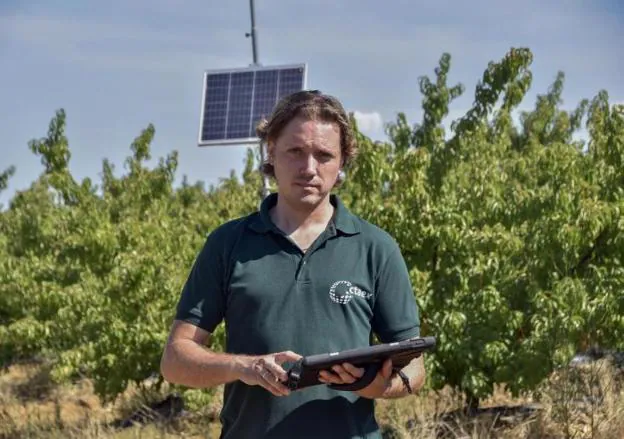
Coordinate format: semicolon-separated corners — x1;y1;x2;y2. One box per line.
286;336;436;391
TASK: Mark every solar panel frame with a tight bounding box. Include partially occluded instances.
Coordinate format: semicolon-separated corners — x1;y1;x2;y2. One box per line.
197;63;308;147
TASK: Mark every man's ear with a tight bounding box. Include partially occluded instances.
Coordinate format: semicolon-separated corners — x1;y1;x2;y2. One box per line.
336;169;346;185
267;141;275;164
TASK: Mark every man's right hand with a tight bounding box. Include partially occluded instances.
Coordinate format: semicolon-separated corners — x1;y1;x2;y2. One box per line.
237;350;302;397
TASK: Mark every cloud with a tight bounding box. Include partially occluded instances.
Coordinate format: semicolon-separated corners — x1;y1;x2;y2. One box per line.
353;111;384;133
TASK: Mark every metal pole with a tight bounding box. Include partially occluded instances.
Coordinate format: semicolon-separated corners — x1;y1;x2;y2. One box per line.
249;0;259;65
247;0;269;200
259;143;270;200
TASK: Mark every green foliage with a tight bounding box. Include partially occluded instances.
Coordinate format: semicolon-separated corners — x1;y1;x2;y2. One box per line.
0;114;261;402
1;47;622;408
340;47;623;405
0;166;15;193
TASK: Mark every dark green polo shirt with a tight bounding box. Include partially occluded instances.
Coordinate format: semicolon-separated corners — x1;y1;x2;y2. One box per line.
175;193;420;439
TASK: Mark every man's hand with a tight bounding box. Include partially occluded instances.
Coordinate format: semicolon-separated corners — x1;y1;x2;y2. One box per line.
238;350;302;397
354;358;394;399
317;358;394;399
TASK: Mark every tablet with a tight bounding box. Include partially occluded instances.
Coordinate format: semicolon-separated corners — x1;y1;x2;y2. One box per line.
286;336;436;391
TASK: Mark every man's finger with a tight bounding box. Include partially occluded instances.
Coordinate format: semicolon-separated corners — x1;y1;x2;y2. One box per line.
381;358;393;379
275;350;303;364
263;382;287;396
267;381;290;396
318;370;342;384
265;362;289;382
331;365;357;383
261;371;290;396
341;362;365;378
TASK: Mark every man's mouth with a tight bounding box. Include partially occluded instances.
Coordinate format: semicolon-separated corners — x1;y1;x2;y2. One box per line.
295;182;318;188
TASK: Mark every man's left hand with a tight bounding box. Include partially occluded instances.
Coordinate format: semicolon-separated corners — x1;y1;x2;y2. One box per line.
317;358;394;399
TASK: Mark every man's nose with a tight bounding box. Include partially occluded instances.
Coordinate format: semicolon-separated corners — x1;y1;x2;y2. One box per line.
301;154;317;174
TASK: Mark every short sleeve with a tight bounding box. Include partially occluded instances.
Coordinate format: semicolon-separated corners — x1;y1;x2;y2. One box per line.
371;245;420;343
174;230;228;334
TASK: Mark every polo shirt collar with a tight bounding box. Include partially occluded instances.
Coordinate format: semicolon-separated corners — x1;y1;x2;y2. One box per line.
331;194;360;235
248;193;360;235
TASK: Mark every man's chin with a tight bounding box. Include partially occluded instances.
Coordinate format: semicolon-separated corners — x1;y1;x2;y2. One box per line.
276;184;330;205
286;190;326;206
297;193;323;204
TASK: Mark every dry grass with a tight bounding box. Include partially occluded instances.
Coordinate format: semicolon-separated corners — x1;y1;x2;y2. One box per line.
375;358;624;439
1;358;622;439
0;361;221;439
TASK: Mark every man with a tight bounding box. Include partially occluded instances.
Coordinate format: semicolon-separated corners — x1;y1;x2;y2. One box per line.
160;90;425;438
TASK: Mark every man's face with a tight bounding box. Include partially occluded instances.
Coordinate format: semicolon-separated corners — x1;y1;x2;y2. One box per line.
269;116;342;208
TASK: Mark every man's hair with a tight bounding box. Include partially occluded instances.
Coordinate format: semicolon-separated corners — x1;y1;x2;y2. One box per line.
255;90;358;180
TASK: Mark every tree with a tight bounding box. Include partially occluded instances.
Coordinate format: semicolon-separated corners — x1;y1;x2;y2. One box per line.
0;112;261;401
1;47;622;409
340;47;624;409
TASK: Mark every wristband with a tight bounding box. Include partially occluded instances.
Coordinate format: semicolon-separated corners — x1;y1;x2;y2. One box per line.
396;369;412;394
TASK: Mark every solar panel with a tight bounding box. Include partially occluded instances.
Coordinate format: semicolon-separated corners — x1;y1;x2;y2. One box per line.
198;63;307;146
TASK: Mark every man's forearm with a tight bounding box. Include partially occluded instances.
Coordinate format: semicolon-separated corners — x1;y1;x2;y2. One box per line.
160;339;248;389
380;374;414;399
380;359;426;399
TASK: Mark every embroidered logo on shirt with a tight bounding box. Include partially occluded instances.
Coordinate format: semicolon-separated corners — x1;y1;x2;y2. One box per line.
329;280;372;304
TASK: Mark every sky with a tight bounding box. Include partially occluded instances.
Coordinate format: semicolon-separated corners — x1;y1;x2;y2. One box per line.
1;0;623;207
